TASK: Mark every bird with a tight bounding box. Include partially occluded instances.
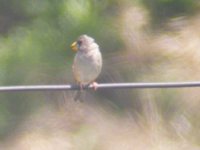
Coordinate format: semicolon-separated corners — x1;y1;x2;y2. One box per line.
71;34;102;101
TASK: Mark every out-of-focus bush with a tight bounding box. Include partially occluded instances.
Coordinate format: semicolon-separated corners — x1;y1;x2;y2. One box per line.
142;0;199;26
0;0;200;149
0;0;126;138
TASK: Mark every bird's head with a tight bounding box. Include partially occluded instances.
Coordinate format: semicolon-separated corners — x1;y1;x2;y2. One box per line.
71;34;98;52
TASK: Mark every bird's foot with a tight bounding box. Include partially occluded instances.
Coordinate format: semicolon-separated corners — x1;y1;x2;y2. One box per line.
79;83;83;90
91;82;98;91
79;83;85;91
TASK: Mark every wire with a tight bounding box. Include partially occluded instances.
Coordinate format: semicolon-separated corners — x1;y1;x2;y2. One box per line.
0;81;200;92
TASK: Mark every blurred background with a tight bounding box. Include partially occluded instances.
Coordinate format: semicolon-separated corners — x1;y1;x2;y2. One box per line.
0;0;200;149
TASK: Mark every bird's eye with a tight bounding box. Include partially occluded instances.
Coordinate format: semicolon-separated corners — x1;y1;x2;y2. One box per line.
77;40;82;46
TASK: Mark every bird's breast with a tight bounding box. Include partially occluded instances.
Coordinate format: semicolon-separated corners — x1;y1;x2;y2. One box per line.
73;50;102;84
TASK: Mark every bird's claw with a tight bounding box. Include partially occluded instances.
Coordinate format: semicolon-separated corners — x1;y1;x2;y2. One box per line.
91;82;98;91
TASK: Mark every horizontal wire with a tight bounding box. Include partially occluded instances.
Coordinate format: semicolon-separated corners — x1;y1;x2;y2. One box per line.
0;81;199;92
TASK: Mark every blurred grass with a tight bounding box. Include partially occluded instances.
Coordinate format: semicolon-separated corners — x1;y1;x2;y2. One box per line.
0;0;200;149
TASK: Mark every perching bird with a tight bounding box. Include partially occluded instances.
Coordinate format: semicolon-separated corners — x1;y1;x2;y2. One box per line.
71;34;102;101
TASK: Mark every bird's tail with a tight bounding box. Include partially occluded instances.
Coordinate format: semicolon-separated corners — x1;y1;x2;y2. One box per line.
74;91;87;101
74;91;81;101
74;84;90;101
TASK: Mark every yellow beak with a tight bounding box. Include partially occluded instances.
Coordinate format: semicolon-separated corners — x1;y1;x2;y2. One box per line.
71;41;78;51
